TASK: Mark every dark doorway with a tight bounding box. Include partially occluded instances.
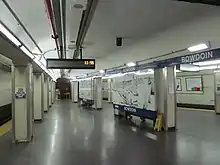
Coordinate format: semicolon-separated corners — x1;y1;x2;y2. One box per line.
56;78;71;99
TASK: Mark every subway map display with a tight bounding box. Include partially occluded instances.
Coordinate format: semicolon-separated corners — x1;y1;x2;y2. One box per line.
112;73;155;111
79;78;93;100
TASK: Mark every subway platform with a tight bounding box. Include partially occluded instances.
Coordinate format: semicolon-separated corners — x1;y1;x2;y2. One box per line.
0;101;220;165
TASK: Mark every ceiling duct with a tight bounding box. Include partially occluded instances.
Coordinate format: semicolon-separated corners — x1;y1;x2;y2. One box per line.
73;0;100;59
51;0;64;59
44;0;60;58
176;0;220;6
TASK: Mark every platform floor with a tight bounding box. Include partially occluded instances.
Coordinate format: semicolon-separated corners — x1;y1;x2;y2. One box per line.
0;101;220;165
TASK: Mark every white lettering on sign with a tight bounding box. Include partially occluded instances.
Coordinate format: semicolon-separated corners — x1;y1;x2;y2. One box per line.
181;51;213;63
124;106;136;113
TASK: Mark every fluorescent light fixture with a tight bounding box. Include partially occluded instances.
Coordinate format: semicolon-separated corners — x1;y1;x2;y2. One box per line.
193;60;220;66
34;58;43;67
135;69;154;75
0;23;21;46
124;71;136;75
20;46;35;59
180;64;200;72
79;77;92;81
188;43;208;52
199;65;217;70
176;70;182;73
104;73;124;78
126;62;136;67
40;57;46;66
99;69;105;73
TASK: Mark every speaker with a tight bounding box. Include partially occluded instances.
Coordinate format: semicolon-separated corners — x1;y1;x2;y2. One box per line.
116;37;122;46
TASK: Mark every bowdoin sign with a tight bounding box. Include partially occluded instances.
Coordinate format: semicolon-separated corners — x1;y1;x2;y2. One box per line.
181;51;213;63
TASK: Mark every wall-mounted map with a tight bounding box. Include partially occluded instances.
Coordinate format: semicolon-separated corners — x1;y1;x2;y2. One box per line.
112;73;155;111
79;79;93;100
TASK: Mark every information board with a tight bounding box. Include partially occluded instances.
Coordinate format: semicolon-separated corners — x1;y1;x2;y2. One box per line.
46;59;95;69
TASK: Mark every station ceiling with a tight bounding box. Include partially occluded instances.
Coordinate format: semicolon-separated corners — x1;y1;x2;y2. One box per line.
0;0;219;77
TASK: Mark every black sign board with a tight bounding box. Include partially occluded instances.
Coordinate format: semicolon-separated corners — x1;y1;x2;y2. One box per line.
46;59;95;69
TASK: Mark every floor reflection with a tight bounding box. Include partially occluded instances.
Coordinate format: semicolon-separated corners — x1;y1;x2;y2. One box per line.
0;101;220;165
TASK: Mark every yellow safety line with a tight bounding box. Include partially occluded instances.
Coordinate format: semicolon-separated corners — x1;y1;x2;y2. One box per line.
178;107;215;113
0;120;12;136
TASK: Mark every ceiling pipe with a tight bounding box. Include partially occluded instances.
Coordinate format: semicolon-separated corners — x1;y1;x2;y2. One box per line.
2;0;43;53
66;0;99;74
61;0;66;59
44;0;60;58
51;0;63;59
73;0;100;59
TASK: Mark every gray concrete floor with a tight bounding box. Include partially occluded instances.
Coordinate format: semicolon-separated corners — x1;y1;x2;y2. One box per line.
0;101;220;165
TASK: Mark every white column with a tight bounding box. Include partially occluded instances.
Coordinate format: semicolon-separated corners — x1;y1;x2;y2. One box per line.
12;63;33;142
44;76;49;112
108;78;113;103
154;68;165;114
92;77;103;110
51;81;54;104
33;73;44;121
214;72;220;114
53;81;56;103
71;81;78;103
165;66;176;130
48;79;52;107
154;66;176;131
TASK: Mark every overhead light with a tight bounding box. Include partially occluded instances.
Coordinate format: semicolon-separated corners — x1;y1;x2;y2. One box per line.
188;43;208;52
40;57;46;66
135;69;154;75
126;62;136;67
0;23;21;46
20;46;35;59
176;70;182;73
180;64;200;72
105;73;124;78
199;65;217;70
99;69;105;74
193;60;220;66
34;58;43;67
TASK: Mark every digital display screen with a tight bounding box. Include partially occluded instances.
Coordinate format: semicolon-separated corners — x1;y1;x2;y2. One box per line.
46;59;95;69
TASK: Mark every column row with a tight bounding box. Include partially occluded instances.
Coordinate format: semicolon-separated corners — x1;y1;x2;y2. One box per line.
12;63;56;142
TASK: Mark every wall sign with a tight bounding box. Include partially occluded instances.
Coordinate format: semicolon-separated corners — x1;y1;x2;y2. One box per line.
165;48;220;65
46;59;95;69
181;51;213;63
15;87;26;99
83;48;220;78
